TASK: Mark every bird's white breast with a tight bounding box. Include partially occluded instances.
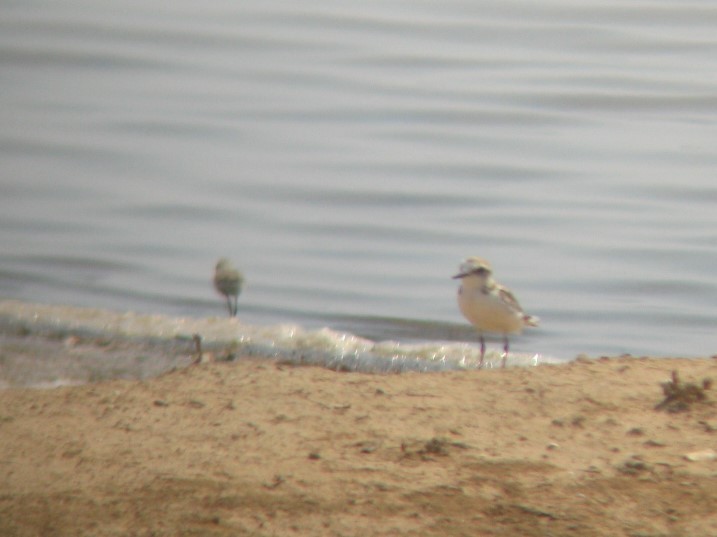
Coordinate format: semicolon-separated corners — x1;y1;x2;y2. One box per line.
457;285;524;334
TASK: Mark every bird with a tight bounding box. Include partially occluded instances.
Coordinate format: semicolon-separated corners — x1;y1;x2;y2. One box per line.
213;258;244;317
453;256;538;369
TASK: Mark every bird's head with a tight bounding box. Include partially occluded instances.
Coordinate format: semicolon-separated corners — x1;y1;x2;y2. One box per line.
452;256;493;281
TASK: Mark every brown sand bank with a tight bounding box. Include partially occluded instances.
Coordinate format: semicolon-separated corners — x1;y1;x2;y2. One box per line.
1;344;716;536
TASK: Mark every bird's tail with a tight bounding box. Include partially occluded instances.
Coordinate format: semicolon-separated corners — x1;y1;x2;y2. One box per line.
523;314;540;327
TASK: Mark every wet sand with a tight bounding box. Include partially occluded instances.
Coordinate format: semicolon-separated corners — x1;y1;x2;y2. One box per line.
1;334;716;536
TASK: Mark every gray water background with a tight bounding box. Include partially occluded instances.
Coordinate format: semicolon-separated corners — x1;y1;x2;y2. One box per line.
3;0;717;362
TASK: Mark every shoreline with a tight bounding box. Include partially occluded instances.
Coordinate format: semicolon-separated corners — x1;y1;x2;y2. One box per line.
1;333;716;535
0;299;557;388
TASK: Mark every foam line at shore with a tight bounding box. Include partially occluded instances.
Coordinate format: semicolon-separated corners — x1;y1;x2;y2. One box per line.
0;300;554;374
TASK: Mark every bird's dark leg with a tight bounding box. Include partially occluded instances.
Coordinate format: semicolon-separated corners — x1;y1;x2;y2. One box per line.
501;335;509;368
192;334;203;365
230;296;238;317
225;295;233;317
479;334;485;369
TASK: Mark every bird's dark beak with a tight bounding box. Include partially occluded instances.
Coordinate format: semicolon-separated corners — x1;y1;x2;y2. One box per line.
452;272;466;279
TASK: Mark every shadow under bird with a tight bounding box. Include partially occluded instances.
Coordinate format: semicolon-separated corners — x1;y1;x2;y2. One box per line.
213;258;244;317
453;256;538;369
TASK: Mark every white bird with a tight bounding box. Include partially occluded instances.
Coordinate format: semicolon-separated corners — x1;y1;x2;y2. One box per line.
453;256;538;368
213;258;244;317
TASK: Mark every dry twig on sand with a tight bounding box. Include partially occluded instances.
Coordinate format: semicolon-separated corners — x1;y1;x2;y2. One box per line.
655;370;711;413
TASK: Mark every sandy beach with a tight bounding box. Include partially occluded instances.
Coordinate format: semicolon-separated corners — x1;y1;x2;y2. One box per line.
1;333;716;536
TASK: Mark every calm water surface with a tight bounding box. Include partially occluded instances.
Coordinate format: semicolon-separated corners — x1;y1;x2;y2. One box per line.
3;1;717;366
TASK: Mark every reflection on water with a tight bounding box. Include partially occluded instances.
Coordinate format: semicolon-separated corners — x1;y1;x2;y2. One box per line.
2;1;717;366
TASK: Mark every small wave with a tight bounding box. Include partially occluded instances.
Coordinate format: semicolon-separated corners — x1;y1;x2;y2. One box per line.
0;300;554;376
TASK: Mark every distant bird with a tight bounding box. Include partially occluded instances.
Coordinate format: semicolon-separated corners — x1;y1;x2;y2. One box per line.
453;256;538;368
213;258;244;317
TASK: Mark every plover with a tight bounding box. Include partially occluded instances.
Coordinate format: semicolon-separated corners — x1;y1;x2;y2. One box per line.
213;258;244;317
453;256;538;368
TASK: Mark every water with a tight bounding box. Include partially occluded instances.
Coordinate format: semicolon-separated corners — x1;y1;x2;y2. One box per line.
3;0;717;374
0;300;546;388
